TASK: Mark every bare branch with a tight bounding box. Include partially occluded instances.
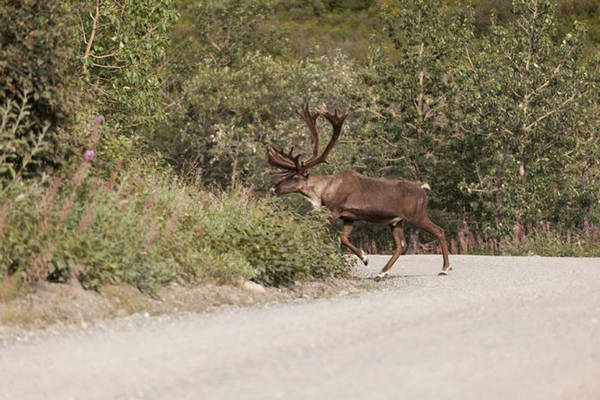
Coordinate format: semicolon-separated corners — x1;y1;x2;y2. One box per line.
523;46;576;103
91;62;126;69
90;52;117;59
83;0;100;74
423;94;447;121
464;46;475;71
208;39;222;52
522;93;577;132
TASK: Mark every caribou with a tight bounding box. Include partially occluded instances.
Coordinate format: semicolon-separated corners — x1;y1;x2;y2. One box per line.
267;104;451;280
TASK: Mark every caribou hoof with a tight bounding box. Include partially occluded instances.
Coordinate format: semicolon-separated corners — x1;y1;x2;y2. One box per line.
438;266;452;276
360;250;368;266
374;272;388;282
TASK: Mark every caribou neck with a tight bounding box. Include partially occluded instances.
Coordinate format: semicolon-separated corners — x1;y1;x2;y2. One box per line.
299;174;336;208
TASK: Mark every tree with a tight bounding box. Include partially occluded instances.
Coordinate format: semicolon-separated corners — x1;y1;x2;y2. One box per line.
358;0;474;221
459;0;599;231
77;0;178;163
159;0;368;188
0;0;80;181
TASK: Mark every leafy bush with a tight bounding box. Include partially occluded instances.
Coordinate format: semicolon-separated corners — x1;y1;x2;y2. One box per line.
0;0;80;179
0;146;351;291
1;0;179;185
77;0;178;146
160;49;365;188
200;190;350;286
501;221;600;257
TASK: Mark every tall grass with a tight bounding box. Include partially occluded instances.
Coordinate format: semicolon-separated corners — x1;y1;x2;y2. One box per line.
410;220;600;257
0;122;350;292
353;219;600;257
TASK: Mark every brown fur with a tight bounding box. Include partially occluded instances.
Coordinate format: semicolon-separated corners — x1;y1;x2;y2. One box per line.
274;170;451;277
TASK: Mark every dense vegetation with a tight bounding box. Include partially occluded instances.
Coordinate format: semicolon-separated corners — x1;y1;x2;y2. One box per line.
164;0;599;238
1;0;599;292
0;142;348;290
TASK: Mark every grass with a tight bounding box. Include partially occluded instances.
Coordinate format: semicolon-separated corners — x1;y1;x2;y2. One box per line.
0;168;351;291
421;220;600;257
350;218;600;258
0;120;351;295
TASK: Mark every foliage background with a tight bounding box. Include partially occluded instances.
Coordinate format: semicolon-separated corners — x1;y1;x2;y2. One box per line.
1;0;599;289
161;0;599;236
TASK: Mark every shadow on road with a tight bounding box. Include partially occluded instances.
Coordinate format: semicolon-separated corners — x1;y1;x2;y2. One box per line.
354;274;436;281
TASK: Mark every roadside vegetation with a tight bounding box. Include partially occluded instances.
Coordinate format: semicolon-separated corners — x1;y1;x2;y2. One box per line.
1;0;599;304
409;220;599;257
0;119;348;293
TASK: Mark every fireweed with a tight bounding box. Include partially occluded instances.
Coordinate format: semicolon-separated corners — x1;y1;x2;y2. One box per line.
0;118;351;290
417;220;599;257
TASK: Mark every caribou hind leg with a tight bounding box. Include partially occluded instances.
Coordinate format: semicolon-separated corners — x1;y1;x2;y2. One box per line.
340;219;369;265
412;214;451;275
375;224;407;281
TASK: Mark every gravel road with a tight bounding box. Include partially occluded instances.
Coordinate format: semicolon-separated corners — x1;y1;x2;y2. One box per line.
1;255;600;400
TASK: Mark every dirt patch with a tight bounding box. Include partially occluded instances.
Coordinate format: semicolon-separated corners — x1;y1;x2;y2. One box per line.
0;277;374;344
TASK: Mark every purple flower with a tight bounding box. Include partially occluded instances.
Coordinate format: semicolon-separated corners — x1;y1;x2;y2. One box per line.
584;220;590;228
462;220;468;227
83;149;95;161
535;220;542;227
95;115;104;124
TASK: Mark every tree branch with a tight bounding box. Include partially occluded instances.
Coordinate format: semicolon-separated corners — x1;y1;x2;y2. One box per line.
83;0;100;74
90;52;117;59
91;62;126;69
522;93;577;132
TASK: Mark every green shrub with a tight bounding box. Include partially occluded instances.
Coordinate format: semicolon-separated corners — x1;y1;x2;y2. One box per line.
200;190;350;286
77;0;178;164
0;0;80;180
501;224;600;257
0;155;351;291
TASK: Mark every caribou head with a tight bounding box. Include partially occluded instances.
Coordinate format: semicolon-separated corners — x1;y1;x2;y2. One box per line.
267;103;347;196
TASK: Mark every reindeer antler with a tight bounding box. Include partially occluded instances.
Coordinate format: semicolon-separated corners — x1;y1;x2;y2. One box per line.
302;108;347;169
266;146;297;171
266;103;348;174
296;103;320;162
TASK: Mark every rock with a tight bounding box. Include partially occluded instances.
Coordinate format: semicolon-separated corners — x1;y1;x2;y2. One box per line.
242;280;266;294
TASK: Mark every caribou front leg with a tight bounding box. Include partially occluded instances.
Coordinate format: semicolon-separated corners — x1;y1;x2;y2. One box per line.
375;224;407;281
340;219;368;265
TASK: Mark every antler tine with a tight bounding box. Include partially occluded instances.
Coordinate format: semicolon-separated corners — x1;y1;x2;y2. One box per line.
292;154;303;172
270;169;294;180
267;145;297;171
296;103;320;162
302;108;348;169
322;109;348;126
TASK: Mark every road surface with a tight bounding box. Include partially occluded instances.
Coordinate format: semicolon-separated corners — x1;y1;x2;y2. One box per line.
1;255;600;399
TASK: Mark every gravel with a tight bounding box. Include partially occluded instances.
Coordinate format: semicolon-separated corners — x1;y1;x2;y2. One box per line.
1;255;599;400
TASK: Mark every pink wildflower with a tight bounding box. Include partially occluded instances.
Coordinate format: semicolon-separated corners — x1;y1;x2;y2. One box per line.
83;149;95;161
